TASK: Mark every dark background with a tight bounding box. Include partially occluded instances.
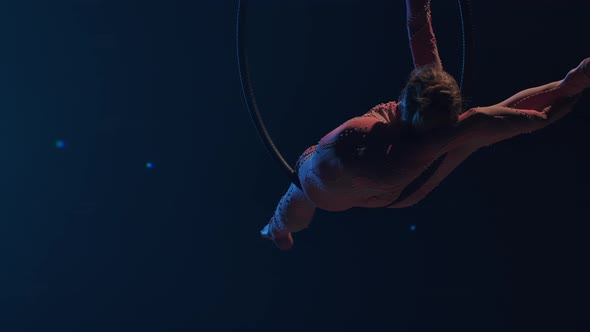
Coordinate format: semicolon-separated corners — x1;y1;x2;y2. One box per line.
1;0;589;331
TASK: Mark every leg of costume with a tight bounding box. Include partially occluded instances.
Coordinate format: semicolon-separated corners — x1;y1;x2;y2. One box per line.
267;183;317;234
465;58;590;145
261;146;317;248
389;58;590;209
497;58;590;115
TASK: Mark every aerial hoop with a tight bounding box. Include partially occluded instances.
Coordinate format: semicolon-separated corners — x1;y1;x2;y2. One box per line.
236;0;474;190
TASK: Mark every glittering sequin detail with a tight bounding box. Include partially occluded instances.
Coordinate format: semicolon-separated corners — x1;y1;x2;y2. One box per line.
295;145;317;171
407;3;432;39
511;88;561;110
336;126;371;160
361;101;397;123
269;146;319;234
270;185;296;233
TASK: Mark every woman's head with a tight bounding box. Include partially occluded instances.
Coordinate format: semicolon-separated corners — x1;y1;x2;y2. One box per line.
398;66;462;134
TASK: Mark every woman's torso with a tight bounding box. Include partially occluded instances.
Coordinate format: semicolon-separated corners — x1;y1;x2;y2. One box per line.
299;101;476;210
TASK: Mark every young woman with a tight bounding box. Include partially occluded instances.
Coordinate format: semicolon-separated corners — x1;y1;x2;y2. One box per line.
261;0;590;250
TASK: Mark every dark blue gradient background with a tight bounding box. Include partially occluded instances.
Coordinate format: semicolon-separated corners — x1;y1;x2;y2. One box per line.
0;0;589;331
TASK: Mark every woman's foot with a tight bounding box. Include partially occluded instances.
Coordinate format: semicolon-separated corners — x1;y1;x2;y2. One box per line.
260;223;294;251
561;57;590;94
578;57;590;78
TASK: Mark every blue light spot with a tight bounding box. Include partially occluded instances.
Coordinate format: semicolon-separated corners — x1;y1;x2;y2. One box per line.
55;140;65;149
146;162;154;169
410;225;416;231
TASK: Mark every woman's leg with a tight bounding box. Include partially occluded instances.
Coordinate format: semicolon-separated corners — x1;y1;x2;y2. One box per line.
260;183;316;250
495;58;590;110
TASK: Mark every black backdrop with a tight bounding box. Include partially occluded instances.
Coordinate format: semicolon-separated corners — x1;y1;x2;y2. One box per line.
0;1;589;331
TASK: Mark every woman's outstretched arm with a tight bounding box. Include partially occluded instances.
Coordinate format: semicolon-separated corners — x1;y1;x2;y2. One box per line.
406;0;442;69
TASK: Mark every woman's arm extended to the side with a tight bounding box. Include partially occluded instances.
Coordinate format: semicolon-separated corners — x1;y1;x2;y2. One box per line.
406;0;442;69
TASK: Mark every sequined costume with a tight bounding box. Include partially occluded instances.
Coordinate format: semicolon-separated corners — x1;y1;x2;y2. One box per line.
261;0;590;249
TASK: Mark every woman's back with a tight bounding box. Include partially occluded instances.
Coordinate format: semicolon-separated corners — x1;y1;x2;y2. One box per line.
302;101;468;210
